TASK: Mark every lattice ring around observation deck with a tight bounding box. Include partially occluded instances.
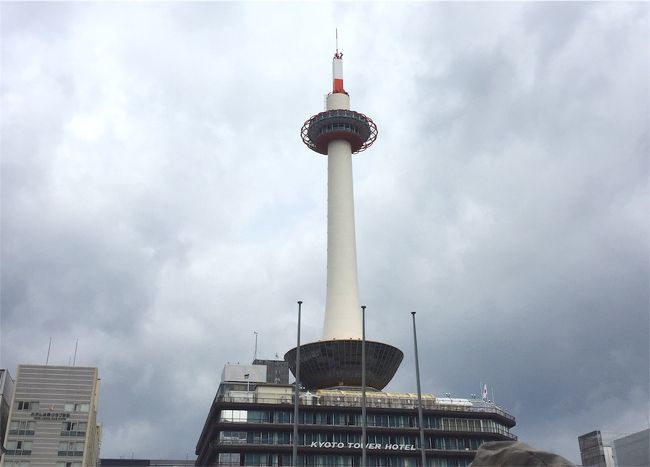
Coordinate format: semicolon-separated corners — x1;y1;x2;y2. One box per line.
301;109;378;155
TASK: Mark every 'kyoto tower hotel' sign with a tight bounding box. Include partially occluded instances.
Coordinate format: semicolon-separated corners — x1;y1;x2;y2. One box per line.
285;47;403;391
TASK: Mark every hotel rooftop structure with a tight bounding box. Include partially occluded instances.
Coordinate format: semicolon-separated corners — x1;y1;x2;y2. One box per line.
195;362;515;466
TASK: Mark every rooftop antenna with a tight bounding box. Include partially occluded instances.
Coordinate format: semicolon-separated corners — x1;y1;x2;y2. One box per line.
253;331;258;362
336;28;339;55
334;28;342;59
45;337;52;365
73;338;79;366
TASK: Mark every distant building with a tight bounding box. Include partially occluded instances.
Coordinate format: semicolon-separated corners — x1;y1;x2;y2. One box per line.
579;429;650;467
0;370;15;450
1;365;101;467
579;431;617;467
613;429;649;467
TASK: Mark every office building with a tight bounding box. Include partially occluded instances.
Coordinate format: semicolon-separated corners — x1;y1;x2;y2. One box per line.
613;429;649;467
579;428;650;467
1;365;101;467
0;370;15;451
579;431;617;467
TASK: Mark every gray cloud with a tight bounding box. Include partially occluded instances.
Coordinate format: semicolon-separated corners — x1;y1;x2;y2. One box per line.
1;2;647;463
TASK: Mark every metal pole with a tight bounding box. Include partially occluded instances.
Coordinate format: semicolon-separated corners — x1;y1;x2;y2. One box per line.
73;338;78;366
46;337;52;365
253;331;258;362
292;301;302;467
361;305;367;467
412;312;427;467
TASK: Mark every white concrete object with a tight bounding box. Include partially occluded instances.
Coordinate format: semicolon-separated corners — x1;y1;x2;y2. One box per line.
301;51;378;341
324;89;361;339
292;47;402;392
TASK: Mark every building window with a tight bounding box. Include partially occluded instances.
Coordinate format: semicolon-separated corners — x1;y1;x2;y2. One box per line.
9;421;35;436
56;463;82;467
219;409;248;422
63;403;90;413
16;401;38;411
57;441;84;457
220;431;247;444
5;440;33;455
5;462;31;467
217;453;241;464
61;422;87;437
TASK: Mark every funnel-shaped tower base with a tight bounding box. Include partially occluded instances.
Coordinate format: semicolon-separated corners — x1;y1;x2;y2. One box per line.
284;340;403;391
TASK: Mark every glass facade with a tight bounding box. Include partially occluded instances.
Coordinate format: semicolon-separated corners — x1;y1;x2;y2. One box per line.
200;401;516;466
216;452;472;467
197;370;517;467
217;429;494;450
218;409;513;439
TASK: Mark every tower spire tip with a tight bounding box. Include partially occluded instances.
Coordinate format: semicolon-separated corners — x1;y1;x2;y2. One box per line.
336;28;338;54
334;28;342;59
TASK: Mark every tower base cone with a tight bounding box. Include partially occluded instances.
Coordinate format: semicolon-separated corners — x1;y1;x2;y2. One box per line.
284;340;403;391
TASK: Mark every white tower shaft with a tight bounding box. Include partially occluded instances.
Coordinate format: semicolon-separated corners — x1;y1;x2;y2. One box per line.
323;91;362;340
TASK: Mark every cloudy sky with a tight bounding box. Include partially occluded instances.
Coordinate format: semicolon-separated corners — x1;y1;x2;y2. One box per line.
1;1;648;463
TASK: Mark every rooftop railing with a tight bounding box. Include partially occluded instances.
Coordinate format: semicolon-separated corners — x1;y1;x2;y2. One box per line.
216;394;515;423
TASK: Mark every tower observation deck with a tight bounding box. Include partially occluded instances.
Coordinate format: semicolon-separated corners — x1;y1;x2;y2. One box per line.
286;49;402;391
301;109;377;155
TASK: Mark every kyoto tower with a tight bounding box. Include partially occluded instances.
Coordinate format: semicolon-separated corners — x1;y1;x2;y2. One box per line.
285;46;403;391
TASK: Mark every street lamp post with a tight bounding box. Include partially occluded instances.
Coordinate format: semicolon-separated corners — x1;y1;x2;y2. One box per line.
412;312;427;467
292;301;302;467
361;305;367;467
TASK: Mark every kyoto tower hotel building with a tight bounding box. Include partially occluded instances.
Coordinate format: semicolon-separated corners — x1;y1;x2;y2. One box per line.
194;47;517;467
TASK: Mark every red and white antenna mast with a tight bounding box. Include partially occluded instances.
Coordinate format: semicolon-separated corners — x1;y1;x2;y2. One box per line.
333;29;345;93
